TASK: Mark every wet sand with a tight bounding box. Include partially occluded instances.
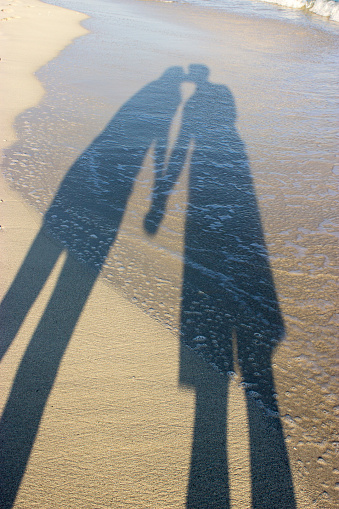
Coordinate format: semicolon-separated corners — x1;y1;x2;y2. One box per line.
0;0;338;508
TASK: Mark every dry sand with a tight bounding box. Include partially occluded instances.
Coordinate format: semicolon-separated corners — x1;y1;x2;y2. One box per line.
0;0;337;508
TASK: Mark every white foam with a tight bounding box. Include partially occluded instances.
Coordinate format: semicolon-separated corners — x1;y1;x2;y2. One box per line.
258;0;339;21
310;0;339;20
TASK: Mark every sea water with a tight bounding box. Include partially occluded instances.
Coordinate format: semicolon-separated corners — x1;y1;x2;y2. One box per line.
166;0;339;24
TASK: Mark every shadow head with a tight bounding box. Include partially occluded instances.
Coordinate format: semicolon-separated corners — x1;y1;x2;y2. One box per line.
161;66;186;83
187;64;210;84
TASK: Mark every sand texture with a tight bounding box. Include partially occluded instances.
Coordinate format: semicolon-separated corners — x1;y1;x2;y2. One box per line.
0;0;338;508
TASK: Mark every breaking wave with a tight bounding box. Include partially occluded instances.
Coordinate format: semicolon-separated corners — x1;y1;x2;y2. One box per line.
173;0;339;23
258;0;339;22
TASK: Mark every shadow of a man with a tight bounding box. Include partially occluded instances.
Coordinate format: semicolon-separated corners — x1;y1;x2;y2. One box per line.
145;64;296;508
0;66;184;509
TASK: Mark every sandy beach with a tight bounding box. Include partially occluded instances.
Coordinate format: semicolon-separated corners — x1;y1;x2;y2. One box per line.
1;0;338;507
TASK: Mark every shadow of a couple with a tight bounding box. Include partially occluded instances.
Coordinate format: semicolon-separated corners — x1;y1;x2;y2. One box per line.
0;64;295;508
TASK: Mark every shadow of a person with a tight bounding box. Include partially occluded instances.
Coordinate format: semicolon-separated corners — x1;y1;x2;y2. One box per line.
145;64;296;508
0;66;184;509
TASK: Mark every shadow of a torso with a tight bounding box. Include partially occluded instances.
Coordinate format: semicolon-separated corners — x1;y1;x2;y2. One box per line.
168;80;284;405
44;68;184;270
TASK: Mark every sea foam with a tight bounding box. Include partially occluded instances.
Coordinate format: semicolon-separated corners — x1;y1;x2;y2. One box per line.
259;0;339;21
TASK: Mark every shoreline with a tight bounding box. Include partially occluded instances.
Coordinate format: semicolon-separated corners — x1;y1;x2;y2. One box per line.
0;0;89;151
0;0;89;291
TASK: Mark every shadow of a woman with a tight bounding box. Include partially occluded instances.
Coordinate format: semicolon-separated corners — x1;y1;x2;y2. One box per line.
145;64;296;508
0;66;184;509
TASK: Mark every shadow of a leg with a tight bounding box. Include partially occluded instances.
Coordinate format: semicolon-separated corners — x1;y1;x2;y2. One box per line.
0;253;97;509
246;393;296;509
181;346;230;509
0;230;61;362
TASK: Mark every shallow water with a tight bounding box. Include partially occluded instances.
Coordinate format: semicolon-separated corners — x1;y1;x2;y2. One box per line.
173;0;339;25
2;0;339;505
